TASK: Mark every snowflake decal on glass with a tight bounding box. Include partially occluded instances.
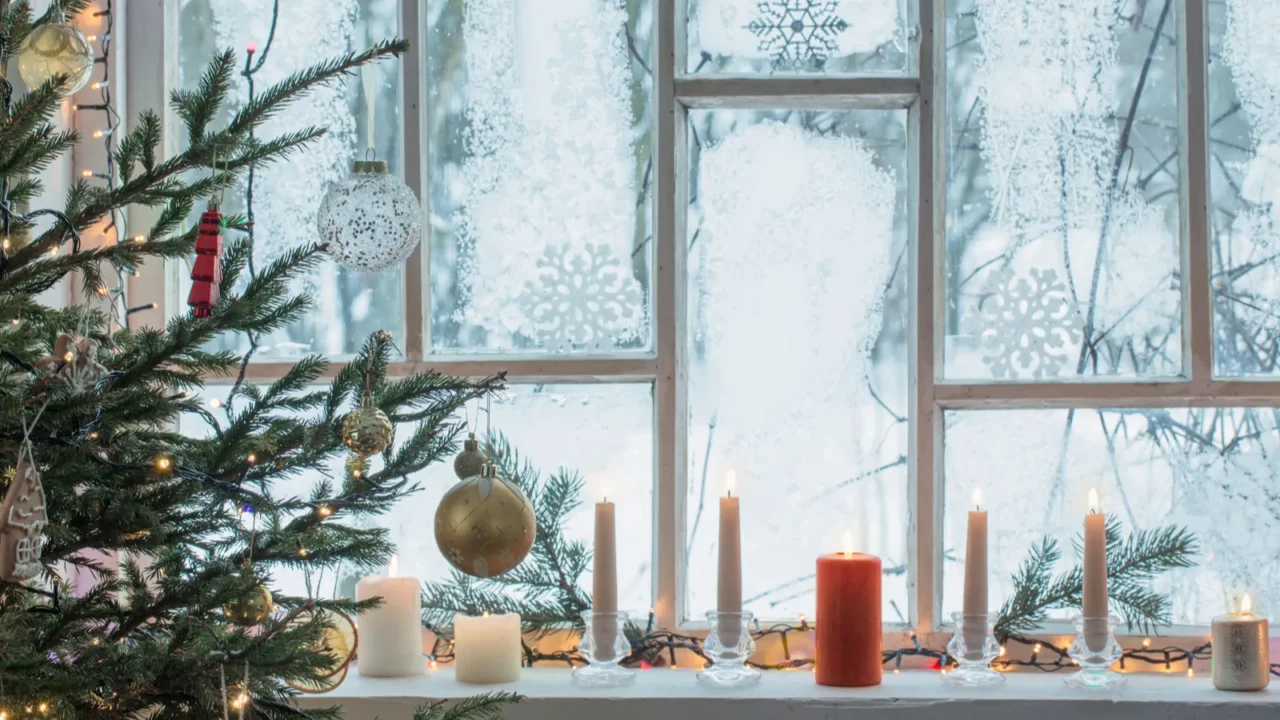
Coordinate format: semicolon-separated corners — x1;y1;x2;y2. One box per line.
976;267;1084;379
745;0;850;70
518;242;644;353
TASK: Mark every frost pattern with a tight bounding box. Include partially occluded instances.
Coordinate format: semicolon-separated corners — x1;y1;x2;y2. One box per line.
517;243;644;353
695;119;895;512
972;0;1178;353
208;0;358;265
977;267;1084;379
455;0;644;351
694;0;898;61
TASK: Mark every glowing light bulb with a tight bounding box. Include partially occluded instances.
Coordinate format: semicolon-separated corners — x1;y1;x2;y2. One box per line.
92;129;105;138
1187;668;1195;678
247;41;257;53
1088;487;1100;514
209;397;222;408
132;235;145;243
1033;643;1042;653
246;453;256;464
81;169;94;178
86;34;98;42
155;457;171;471
318;506;332;517
1142;637;1151;647
49;245;59;255
63;351;74;362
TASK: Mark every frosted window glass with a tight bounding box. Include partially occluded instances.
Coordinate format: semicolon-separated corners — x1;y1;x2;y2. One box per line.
1208;2;1280;377
686;0;907;74
943;408;1279;625
684;108;909;622
177;0;405;358
944;0;1182;379
427;0;653;355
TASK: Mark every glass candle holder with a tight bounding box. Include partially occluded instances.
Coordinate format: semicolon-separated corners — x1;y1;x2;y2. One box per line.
1064;613;1124;690
573;611;636;688
944;612;1004;687
697;611;761;688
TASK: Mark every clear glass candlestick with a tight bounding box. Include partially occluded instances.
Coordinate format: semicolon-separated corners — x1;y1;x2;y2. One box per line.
944;612;1004;687
573;611;636;687
697;611;761;688
1064;613;1124;690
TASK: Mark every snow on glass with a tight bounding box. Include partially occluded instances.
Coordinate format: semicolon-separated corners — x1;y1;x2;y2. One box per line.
431;0;650;354
180;0;405;358
947;0;1180;380
684;115;909;620
686;0;905;73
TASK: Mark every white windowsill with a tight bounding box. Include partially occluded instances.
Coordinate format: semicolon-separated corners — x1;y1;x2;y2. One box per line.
296;667;1279;720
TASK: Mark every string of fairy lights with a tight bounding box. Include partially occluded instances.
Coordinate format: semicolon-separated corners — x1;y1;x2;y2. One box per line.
425;614;1280;678
72;0;155;328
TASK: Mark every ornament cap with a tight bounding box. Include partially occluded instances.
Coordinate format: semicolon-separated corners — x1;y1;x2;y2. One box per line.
480;463;498;479
352;160;389;175
463;434;480;452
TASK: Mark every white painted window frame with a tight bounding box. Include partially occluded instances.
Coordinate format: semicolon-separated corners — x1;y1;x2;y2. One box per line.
126;0;1270;643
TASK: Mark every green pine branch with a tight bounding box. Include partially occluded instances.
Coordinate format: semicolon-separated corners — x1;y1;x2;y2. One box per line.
415;692;521;720
994;516;1198;641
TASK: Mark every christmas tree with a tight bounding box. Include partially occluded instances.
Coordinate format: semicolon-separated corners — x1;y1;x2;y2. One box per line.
0;3;505;716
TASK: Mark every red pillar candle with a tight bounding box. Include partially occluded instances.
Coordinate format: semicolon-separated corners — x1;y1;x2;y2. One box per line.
815;533;882;687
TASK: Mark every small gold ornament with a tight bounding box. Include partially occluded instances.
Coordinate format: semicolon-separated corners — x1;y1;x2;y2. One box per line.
453;433;488;480
434;464;536;578
17;19;94;95
342;399;393;457
223;572;273;626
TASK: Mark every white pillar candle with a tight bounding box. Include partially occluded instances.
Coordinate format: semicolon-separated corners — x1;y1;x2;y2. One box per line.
1082;488;1109;649
717;471;743;645
455;612;522;684
1212;594;1270;691
962;488;988;651
356;556;424;677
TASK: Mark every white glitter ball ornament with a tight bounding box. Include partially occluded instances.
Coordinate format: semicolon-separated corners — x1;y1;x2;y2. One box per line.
317;160;422;273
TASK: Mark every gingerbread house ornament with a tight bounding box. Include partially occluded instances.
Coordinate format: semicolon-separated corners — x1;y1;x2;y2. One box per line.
0;454;48;582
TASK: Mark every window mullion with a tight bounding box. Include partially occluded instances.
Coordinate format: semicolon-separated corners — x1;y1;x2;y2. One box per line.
402;0;426;363
1180;0;1212;388
910;0;944;636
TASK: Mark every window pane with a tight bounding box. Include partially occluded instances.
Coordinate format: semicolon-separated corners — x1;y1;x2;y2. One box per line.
686;0;907;74
182;383;654;613
684;109;909;622
177;0;405;358
1208;3;1280;377
944;1;1182;380
943;408;1279;626
427;0;653;355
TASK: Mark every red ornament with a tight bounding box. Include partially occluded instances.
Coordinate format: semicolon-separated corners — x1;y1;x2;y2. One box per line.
187;209;223;318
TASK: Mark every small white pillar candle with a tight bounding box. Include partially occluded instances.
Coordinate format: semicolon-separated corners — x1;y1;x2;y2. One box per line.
1212;594;1270;691
356;556;425;677
1082;488;1109;649
962;488;988;651
455;612;522;684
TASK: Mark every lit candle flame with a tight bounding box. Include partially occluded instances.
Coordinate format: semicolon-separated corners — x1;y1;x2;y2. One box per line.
726;470;736;498
388;554;399;578
973;488;982;510
842;530;854;556
1088;487;1100;514
1242;593;1253;614
482;611;490;618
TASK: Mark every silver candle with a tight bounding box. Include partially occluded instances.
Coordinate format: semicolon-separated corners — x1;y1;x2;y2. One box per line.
1212;595;1270;692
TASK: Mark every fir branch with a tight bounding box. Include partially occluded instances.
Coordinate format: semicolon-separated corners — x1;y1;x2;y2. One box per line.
415;692;521;720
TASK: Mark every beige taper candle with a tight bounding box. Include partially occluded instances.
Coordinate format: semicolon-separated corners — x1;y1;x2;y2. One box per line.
717;472;743;644
1082;488;1109;649
962;488;988;652
592;499;618;659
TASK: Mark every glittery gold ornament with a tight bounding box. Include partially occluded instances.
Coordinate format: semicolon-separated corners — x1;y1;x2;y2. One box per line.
434;464;536;578
342;399;393;457
286;608;357;690
223;573;273;626
453;433;488;480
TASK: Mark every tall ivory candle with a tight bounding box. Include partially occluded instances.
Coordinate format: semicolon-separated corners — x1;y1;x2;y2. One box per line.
455;612;522;684
718;471;743;644
592;498;618;656
962;488;988;651
1082;488;1109;649
356;555;424;677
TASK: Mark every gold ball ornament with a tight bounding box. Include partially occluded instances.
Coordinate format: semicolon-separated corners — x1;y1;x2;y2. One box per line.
285;608;357;692
342;401;393;456
453;432;488;480
223;576;273;626
434;464;536;578
17;21;94;95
